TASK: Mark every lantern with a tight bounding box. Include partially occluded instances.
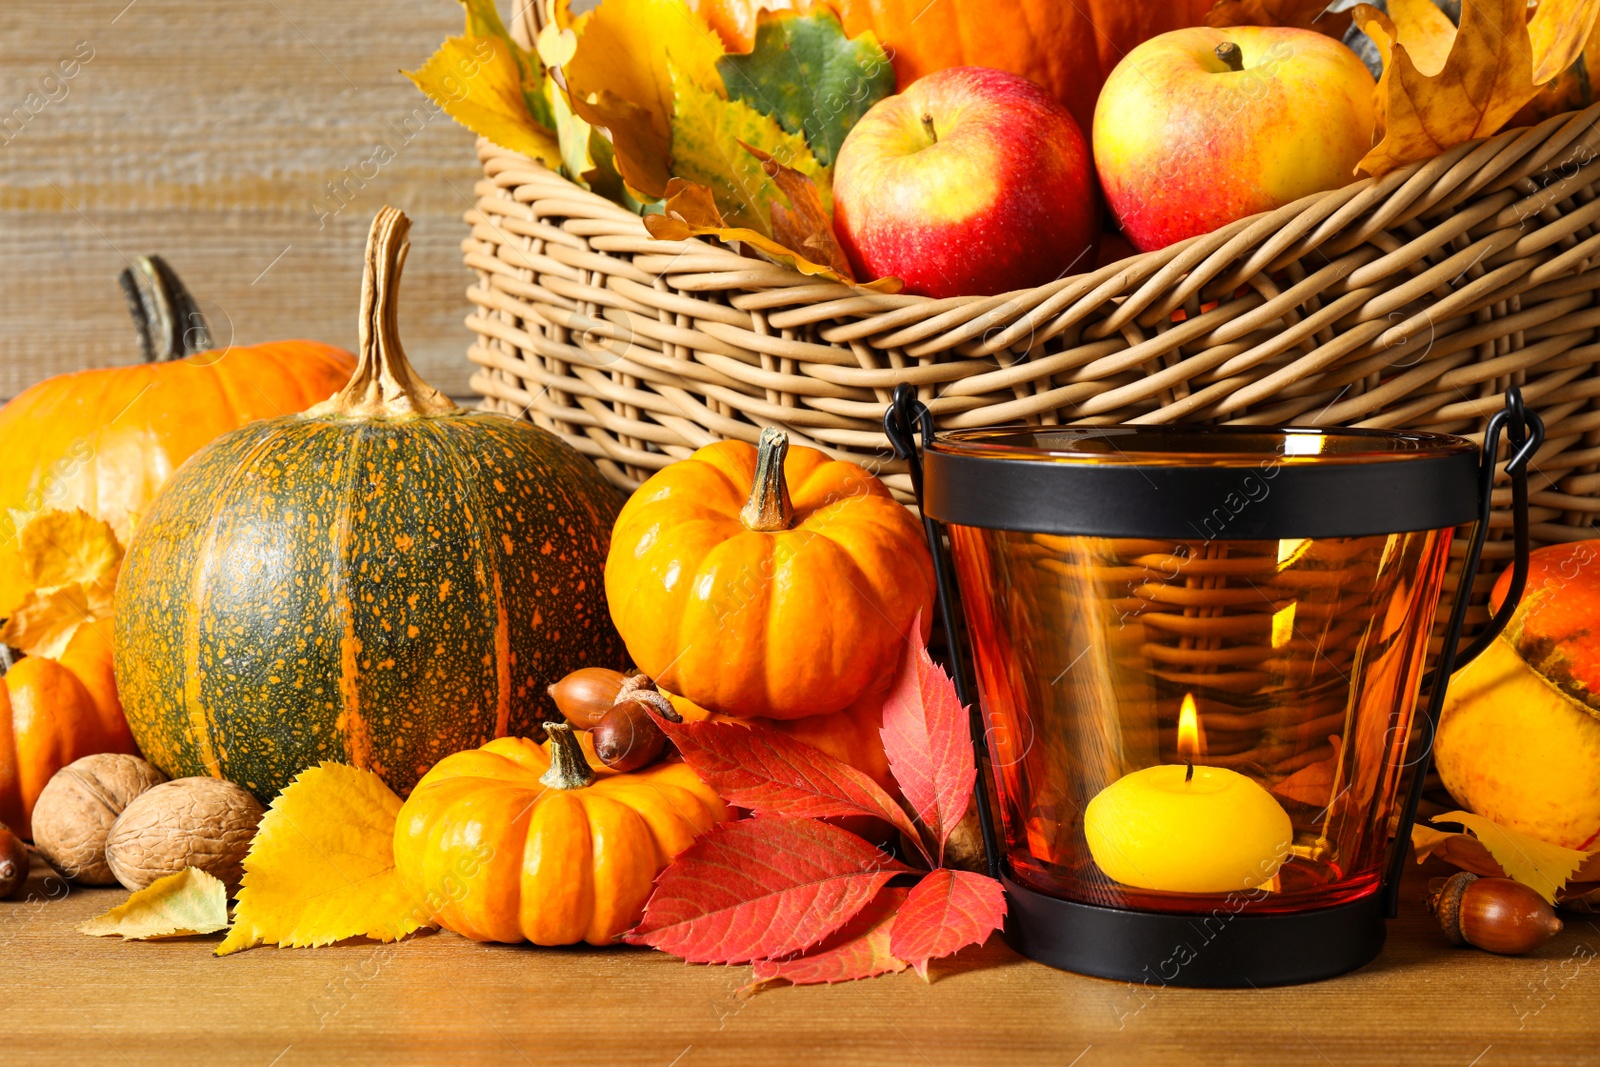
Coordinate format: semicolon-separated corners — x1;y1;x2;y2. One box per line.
884;386;1542;986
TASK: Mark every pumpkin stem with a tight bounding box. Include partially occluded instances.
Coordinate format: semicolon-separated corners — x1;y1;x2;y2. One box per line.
540;722;596;790
1214;42;1244;73
740;427;794;532
305;206;460;420
118;255;213;362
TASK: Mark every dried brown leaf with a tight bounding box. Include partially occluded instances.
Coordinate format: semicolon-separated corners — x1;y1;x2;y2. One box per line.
645;178;900;290
1355;0;1600;177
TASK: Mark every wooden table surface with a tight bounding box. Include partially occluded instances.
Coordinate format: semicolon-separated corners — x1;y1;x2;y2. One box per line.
7;4;1598;1065
8;854;1597;1067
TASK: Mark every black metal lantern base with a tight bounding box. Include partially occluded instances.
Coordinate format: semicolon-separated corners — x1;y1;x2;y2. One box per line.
1002;874;1386;988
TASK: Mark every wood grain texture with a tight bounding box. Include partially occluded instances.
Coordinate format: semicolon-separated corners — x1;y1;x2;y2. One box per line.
6;852;1599;1066
0;0;483;401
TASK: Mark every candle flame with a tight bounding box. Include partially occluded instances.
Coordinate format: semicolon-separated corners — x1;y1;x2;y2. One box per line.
1177;693;1205;763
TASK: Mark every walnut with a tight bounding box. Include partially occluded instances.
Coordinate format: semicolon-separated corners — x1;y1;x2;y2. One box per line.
31;753;167;885
104;777;264;893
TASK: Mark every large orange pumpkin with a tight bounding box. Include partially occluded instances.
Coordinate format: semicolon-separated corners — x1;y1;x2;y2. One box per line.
0;626;136;838
605;427;934;720
0;256;355;612
393;725;729;945
691;0;1214;134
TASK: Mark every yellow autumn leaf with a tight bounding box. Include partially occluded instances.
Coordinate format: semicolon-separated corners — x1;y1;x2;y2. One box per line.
542;0;588;35
405;35;561;168
217;763;431;956
0;509;122;659
536;21;579;70
1385;0;1456;75
2;584;113;660
669;63;827;236
1427;810;1593;904
561;0;724;198
1355;0;1600;177
14;508;121;591
79;868;229;940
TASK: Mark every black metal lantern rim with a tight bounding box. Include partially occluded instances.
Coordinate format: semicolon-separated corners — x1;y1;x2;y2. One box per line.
923;424;1481;539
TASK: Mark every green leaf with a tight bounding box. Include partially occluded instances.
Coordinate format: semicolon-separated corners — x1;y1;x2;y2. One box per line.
458;0;556;129
669;63;827;236
716;9;895;168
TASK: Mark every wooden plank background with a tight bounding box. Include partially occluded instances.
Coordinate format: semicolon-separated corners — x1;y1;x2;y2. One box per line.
0;0;493;402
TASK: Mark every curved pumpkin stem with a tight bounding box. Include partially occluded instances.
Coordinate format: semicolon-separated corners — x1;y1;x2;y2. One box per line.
307;206;459;420
118;255;213;363
540;722;596;790
740;427;794;532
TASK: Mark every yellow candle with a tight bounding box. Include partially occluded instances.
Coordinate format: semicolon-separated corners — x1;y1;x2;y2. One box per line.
1084;764;1293;894
1083;694;1293;894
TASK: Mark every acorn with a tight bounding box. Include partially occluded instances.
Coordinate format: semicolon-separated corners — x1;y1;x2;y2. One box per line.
1427;872;1564;955
0;822;28;900
547;667;627;728
591;698;669;772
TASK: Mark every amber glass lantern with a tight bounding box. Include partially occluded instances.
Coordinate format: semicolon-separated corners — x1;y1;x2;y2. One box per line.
884;386;1541;987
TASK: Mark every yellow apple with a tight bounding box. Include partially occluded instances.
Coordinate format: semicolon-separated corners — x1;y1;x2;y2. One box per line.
1093;26;1376;252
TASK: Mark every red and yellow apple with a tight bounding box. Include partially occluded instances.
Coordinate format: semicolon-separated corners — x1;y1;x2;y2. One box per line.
832;66;1098;299
1437;542;1600;851
1093;27;1376;252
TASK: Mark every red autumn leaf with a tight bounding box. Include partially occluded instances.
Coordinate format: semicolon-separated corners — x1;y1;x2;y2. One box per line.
627;817;910;963
880;613;974;865
888;868;1007;981
655;714;927;859
741;886;909;994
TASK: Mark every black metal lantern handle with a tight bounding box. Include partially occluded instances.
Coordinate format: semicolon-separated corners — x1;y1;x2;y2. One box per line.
885;385;1003;880
1380;387;1544;916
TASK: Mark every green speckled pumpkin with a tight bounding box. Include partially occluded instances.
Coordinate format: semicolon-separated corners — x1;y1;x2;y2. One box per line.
113;207;625;801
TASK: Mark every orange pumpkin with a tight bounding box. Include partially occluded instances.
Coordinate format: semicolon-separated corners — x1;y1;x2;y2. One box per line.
393;725;729;945
0;256;354;611
606;428;934;720
0;628;137;838
690;0;1214;134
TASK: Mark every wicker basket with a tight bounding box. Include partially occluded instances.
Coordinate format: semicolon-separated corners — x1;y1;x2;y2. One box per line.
461;56;1600;639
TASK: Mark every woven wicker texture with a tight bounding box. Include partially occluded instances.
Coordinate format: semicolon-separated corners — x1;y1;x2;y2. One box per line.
463;101;1600;639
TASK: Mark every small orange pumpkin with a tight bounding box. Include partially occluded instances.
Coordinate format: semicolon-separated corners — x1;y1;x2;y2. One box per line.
0;627;137;837
393;725;729;945
605;428;934;720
